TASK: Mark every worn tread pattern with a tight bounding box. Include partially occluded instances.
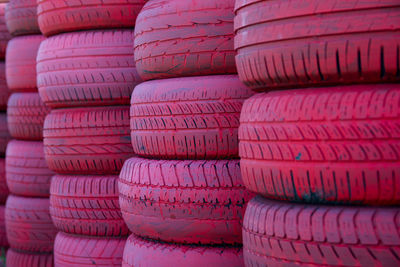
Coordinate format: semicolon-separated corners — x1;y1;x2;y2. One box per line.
50;174;129;237
0;206;8;247
5;195;57;253
37;0;146;36
54;232;125;267
6;35;44;91
0;62;10;110
6;249;53;267
239;84;400;205
5;0;40;36
131;75;253;159
244;196;400;266
6;140;54;197
123;235;244;267
0;4;11;58
37;30;141;108
7;92;51;140
0;159;8;204
134;0;237;81
119;157;253;245
0;113;11;155
235;0;400;90
43;106;133;175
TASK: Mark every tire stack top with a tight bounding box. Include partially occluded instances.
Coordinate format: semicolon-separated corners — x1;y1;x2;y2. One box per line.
0;1;10;264
36;1;146;266
4;0;56;265
120;1;254;266
234;1;400;266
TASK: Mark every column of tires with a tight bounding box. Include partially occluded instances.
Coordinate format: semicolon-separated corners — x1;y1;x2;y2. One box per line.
0;1;10;264
235;1;400;266
36;1;146;266
4;0;57;265
120;1;254;266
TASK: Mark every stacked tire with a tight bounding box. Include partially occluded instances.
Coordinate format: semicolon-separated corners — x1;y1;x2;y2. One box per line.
235;1;400;266
36;1;146;266
4;0;57;265
120;1;254;266
0;1;10;264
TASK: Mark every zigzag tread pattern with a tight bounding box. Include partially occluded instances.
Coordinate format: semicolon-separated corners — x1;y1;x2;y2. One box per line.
119;157;252;244
7;92;51;140
54;232;125;266
50;175;128;236
243;196;400;267
123;235;244;267
239;85;400;204
6;249;53;267
5;0;40;35
134;0;237;80
5;195;57;253
43;106;133;174
37;30;142;107
130;76;253;159
37;0;146;36
234;0;400;89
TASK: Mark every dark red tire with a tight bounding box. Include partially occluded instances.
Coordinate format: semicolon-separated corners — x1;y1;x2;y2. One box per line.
6;249;53;267
0;113;11;155
37;30;141;108
0;62;10;110
5;195;57;253
0;159;8;204
0;206;8;247
244;196;400;267
134;0;237;81
131;75;253;159
5;0;40;36
235;0;400;91
119;157;253;245
37;0;146;37
7;93;51;140
54;232;125;267
240;84;400;205
0;4;11;59
6;140;54;197
50;174;129;237
123;235;244;267
43;106;133;175
5;35;44;92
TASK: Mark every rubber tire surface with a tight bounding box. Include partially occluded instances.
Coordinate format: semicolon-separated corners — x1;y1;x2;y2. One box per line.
0;113;11;155
5;195;57;253
6;35;44;91
134;0;237;81
123;235;244;267
0;206;8;247
54;232;125;267
119;157;253;244
0;159;8;204
37;30;141;108
50;174;129;237
131;75;253;159
235;0;400;91
43;106;133;175
5;0;40;36
0;3;11;58
239;84;400;205
0;62;10;110
7;92;51;140
37;0;146;36
244;196;400;267
6;140;54;197
6;249;53;267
